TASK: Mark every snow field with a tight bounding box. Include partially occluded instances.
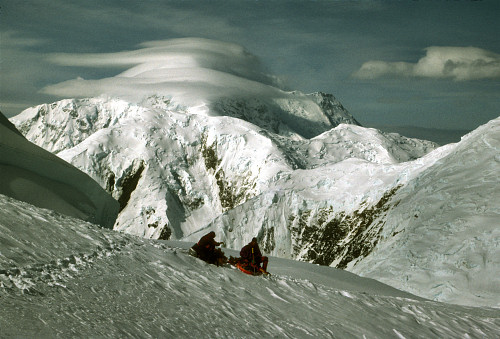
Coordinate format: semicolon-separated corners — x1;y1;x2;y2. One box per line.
1;194;499;338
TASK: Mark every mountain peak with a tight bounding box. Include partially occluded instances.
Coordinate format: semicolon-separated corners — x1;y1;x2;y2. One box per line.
40;38;358;138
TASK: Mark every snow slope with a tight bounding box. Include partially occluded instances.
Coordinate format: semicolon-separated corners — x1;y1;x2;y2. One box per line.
1;194;499;338
350;117;500;307
0;112;118;228
198;117;500;308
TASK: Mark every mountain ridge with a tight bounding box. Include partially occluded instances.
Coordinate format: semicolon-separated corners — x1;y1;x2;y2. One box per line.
9;93;435;239
8;94;500;307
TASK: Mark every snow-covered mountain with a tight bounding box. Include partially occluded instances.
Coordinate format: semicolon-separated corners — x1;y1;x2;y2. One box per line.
10;96;432;241
203;117;500;308
8;38;499;308
0;111;118;228
1;195;499;337
350;118;500;307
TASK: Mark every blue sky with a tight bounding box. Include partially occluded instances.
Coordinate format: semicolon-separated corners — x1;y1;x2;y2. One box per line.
1;0;499;130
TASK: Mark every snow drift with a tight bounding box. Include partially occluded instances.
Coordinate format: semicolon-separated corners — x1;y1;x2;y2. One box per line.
0;111;118;228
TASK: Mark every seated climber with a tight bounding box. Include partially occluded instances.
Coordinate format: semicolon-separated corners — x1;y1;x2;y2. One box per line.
190;231;226;266
239;237;268;272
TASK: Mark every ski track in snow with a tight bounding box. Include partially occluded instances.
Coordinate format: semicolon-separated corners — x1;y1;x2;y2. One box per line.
1;195;499;338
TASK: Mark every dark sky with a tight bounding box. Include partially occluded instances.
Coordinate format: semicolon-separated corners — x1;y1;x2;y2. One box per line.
1;0;499;130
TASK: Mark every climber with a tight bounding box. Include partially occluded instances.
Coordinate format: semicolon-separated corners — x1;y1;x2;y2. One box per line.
190;231;226;266
239;237;268;273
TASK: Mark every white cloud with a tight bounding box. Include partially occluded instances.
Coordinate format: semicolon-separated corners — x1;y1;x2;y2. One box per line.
353;46;500;81
1;30;47;48
48;38;265;77
41;38;288;106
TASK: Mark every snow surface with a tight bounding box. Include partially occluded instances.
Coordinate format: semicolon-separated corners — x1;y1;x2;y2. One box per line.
1;194;499;338
0;112;118;228
200;117;500;308
350;117;500;308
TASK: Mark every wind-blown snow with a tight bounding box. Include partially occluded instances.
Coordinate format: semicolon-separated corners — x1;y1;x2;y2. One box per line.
0;112;118;228
1;194;499;338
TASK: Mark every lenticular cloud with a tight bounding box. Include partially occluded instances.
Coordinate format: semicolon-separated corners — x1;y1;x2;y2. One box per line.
42;38;286;105
353;46;500;81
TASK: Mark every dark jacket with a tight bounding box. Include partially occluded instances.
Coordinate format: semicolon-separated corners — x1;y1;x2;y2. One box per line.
198;232;218;252
240;242;263;262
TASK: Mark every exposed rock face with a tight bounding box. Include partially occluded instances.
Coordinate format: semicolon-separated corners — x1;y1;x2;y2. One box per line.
288;185;402;268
